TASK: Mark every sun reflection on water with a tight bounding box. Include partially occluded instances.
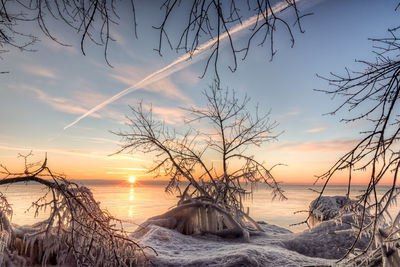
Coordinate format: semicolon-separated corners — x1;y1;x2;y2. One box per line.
129;206;133;217
129;185;135;201
129;185;135;217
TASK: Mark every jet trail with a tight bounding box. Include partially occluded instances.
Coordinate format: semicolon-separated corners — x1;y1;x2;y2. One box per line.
64;1;293;130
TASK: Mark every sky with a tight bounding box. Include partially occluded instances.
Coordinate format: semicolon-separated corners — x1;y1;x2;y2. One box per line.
1;0;399;184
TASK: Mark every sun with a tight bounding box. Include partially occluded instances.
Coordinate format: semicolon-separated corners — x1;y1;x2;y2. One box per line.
128;176;136;184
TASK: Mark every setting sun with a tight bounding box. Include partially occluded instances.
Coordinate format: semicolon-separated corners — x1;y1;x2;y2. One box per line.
128;176;136;184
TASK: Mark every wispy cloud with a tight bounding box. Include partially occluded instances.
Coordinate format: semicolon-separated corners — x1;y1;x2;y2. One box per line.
68;135;122;145
272;139;357;153
72;90;126;121
143;104;185;125
174;69;201;86
344;119;368;130
276;110;301;119
40;38;78;54
0;143;146;161
21;65;57;79
110;31;126;47
89;137;122;145
113;167;148;171
106;171;129;175
21;85;102;118
306;127;327;133
73;90;110;107
110;65;191;103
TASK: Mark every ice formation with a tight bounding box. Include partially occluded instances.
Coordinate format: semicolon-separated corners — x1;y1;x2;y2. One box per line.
132;222;333;266
140;199;265;242
308;196;361;224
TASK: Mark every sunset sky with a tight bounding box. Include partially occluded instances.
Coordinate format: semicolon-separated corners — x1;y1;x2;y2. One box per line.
1;0;398;184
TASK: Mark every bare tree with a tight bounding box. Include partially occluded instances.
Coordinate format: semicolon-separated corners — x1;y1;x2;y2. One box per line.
0;0;308;76
114;81;284;239
0;152;155;266
309;9;400;266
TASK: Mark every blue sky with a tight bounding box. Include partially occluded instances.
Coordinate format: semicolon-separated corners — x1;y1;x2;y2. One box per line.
1;0;398;183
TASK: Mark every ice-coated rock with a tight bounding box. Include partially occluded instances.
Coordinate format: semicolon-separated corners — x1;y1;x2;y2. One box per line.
309;196;361;224
278;195;370;260
282;214;369;259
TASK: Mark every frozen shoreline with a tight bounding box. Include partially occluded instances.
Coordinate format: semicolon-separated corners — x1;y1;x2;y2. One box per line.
132;221;336;266
130;196;376;266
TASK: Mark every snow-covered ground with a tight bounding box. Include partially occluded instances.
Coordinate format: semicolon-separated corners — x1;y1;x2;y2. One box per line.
131;196;377;266
133;221;336;266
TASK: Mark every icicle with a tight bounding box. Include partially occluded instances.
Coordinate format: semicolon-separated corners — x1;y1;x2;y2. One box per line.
200;206;208;232
206;207;214;233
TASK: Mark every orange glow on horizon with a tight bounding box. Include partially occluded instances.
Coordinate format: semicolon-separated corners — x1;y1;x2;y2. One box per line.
1;146;397;186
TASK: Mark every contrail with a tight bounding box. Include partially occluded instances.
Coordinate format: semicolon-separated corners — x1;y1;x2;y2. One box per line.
64;1;295;130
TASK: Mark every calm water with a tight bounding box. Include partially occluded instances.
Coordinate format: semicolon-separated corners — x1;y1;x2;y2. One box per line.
1;181;397;233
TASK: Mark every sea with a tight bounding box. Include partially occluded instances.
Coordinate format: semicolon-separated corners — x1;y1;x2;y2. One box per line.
1;181;397;233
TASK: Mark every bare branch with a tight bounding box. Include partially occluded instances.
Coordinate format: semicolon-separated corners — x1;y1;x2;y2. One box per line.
1;1;307;76
314;16;400;264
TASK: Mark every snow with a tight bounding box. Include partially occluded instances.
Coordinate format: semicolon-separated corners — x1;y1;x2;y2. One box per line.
130;196;373;266
132;222;334;266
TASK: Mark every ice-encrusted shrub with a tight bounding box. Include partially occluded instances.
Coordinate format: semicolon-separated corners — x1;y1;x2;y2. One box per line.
115;83;284;239
0;153;155;266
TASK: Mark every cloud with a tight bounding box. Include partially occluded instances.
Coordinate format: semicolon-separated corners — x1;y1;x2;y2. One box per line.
306;127;327;133
344;119;368;130
106;171;129;175
110;31;126;47
39;37;78;54
72;90;126;121
67;135;122;145
89;137;122;145
276;110;301;119
143;104;185;125
0;143;146;161
110;65;191;103
22;85;101;118
73;91;110;108
174;69;201;86
271;139;357;153
113;167;148;171
21;65;57;79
